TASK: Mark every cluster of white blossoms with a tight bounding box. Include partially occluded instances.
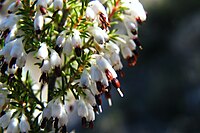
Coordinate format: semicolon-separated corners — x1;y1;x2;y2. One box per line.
0;0;146;132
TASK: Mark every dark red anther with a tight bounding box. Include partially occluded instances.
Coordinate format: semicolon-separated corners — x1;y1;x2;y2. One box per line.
40;6;47;15
8;74;15;83
82;117;87;128
61;125;67;133
54;117;59;129
46;117;53;132
1;29;10;39
89;121;94;129
105;82;112;91
93;105;98;113
136;17;142;24
1;62;8;74
132;50;139;58
9;57;17;68
8;10;12;14
69;105;74;112
55;45;63;56
105;91;111;99
75;47;82;57
95;95;102;105
40;117;48;129
96;81;104;93
127;55;137;67
117;70;125;78
133;38;143;50
0;111;5;117
112;78;120;88
55;66;61;77
131;28;138;35
105;69;113;81
36;29;41;34
99;12;110;30
39;72;49;83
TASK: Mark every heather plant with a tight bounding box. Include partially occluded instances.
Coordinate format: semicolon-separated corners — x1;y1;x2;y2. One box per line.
0;0;146;132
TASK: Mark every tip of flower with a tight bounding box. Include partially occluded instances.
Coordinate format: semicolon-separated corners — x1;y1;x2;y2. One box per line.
139;45;143;50
108;98;112;106
117;88;124;97
99;105;103;113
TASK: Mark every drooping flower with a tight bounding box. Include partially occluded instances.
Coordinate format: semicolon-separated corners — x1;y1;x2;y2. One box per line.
19;114;30;133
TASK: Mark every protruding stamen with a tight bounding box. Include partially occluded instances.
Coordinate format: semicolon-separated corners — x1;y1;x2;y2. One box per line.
108;98;112;106
98;105;102;113
117;88;124;97
82;117;87;128
105;69;113;81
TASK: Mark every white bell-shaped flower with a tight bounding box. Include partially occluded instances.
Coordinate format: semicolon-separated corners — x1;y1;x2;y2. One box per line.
86;6;96;21
16;52;27;68
71;30;82;48
41;59;51;73
95;55;117;80
88;26;109;45
0;39;15;60
90;65;103;82
53;0;63;10
83;89;96;106
51;99;62;118
121;45;133;59
77;99;88;118
63;36;73;56
37;42;48;60
86;103;95;122
34;11;44;33
50;49;61;68
87;0;107;18
5;24;18;43
0;93;6;110
19;114;30;133
56;31;66;46
0;111;13;129
59;107;68;127
10;37;23;58
0;14;20;31
80;69;91;88
7;0;22;14
7;117;19;133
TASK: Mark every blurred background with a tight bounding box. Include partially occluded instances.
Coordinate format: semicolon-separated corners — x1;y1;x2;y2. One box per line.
81;0;200;133
1;0;200;132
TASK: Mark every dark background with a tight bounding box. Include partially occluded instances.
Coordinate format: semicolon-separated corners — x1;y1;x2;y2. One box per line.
80;0;200;133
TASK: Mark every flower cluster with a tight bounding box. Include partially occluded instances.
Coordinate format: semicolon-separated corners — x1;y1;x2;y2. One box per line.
0;0;146;132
